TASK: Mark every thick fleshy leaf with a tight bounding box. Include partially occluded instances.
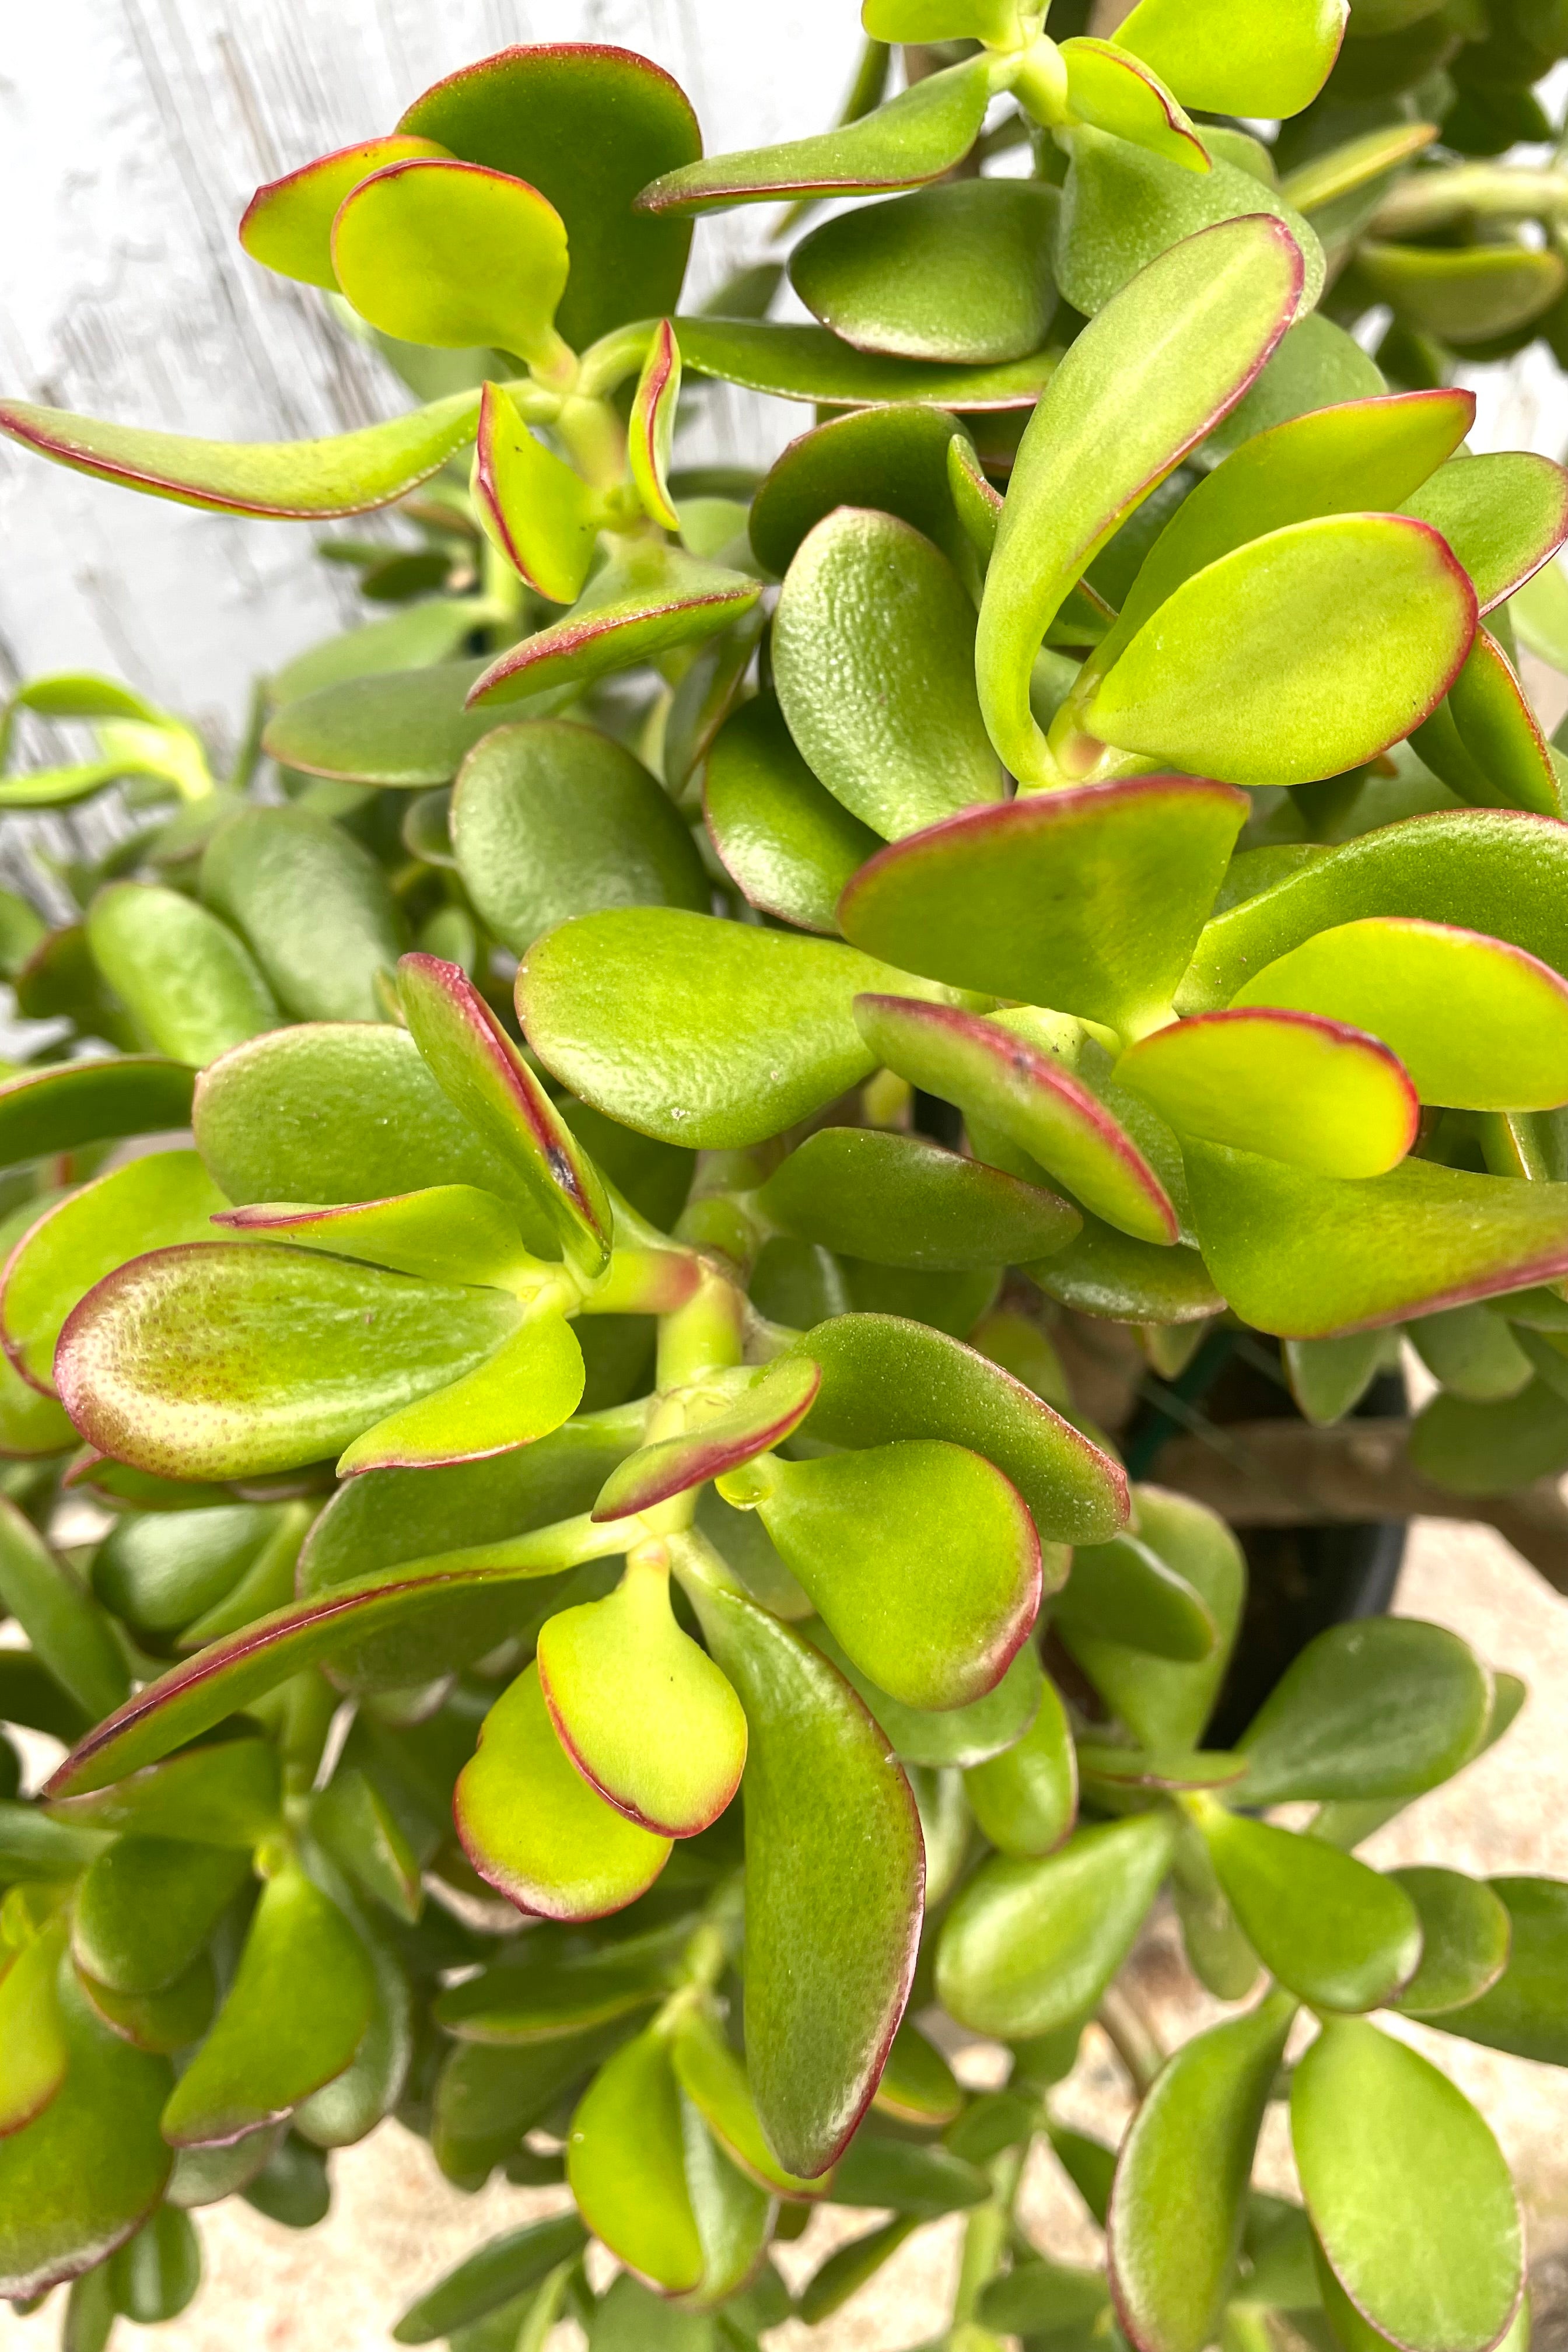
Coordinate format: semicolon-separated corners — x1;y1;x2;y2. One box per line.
0;1918;69;2137
0;392;481;519
1061;38;1210;172
392;2214;589;2344
873;2020;964;2130
718;1440;1040;1712
332;160;567;366
1180;810;1568;1016
194;1025;556;1248
1388;1868;1512;2017
671;2008;827;2200
627;318;681;531
212;1187;540;1292
160;1866;374;2147
1285;1330;1389;1426
674;317;1056;410
975;214;1301;783
1087;514;1475;786
0;1058;194;1170
1116;1010;1418;1177
841;780;1246;1039
772;508;1003;838
1184;1141;1568;1336
397;44;700;352
471;382;596;604
1196;1807;1421;2011
0;1500;128;1723
261;660;498;790
1114;0;1347;115
1235;1618;1492;1805
1107;1993;1296;2352
594;1362;819;1524
0;1962;171;2300
202;807;405;1023
1415;626;1562;821
1055;130;1324;324
758;1127;1077;1269
73;1840;250;1996
335;1310;584;1477
400;954;612;1275
704;695;880;933
1408;1303;1531;1404
964;1675;1076;1858
790;181;1057;365
817;1616;1044;1768
788;1311;1126;1544
982;2260;1110;2342
936;1812;1176;2038
452;719;708;956
519;907;949;1149
47;1740;282;1841
456;1662;671;1919
468;543;760;708
3;1150;229;1397
57;1242;522;1480
1415;1877;1568;2061
857;998;1181;1244
1060;1489;1244;1754
679;1548;922;2176
637;57;990;214
566;2027;702;2292
1362;240;1564;345
1055;1530;1216;1662
239;134;454;288
748;403;977;584
1233;918;1568;1111
537;1554;748;1835
1292;2019;1523;2352
832;2132;988;2216
1403;453;1568;612
432;1947;665;2045
86;885;278;1066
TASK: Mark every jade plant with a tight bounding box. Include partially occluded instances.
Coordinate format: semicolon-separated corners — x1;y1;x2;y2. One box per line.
3;4;1568;2349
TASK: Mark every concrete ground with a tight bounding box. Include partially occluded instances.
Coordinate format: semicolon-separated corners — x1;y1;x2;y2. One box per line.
3;1517;1566;2352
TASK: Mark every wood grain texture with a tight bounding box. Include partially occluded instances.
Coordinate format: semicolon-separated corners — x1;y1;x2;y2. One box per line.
0;0;862;754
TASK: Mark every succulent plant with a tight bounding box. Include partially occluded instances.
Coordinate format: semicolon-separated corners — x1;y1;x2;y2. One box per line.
2;4;1568;2348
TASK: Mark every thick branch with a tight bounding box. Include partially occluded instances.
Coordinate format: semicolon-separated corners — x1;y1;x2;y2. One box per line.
1153;1418;1568;1598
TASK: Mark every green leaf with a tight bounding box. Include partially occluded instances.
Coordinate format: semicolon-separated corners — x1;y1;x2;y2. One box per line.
1388;1867;1513;2016
1061;38;1210;173
1409;1303;1531;1403
0;1499;128;1723
393;2216;589;2343
671;2007;827;2200
455;1662;671;1919
674;317;1056;410
748;402;978;584
0;1058;195;1170
841;779;1246;1039
594;1363;818;1524
57;1241;523;1480
719;1439;1040;1712
1199;321;1382;474
1235;1617;1490;1805
1107;1992;1296;2352
470;542;761;707
0;1802;110;1882
1413;1876;1568;2061
1415;625;1562;820
1233;918;1568;1111
637;57;991;214
202;806;405;1024
787;1310;1126;1544
310;1766;424;1923
272;600;481;701
1116;1010;1419;1177
703;695;880;933
628;318;681;531
519;907;951;1149
862;0;1023;36
332;160;568;366
1055;128;1325;323
397;44;700;354
0;1917;69;2136
73;1839;250;1994
758;1127;1077;1269
1055;1488;1244;1755
105;2204;201;2323
1292;2018;1522;2351
261;660;500;790
859;999;1182;1245
1508;554;1568;673
976;214;1302;782
964;1674;1077;1857
472;382;597;604
1360;240;1565;344
1198;1805;1422;2009
0;1961;171;2300
678;1549;922;2176
238;133;455;288
46;1738;282;1841
85;884;278;1065
0;391;481;519
1055;1530;1216;1662
1087;514;1476;786
790;181;1058;365
1402;452;1568;612
213;1187;542;1292
814;1608;1044;1768
873;2019;964;2129
1184;1141;1568;1335
336;1309;586;1476
78;1949;216;2057
936;1812;1175;2038
772;509;1003;836
589;2272;716;2351
980;2258;1109;2339
567;2025;703;2292
1284;1330;1389;1426
452;717;708;956
1114;0;1349;117
3;1149;230;1395
832;2130;989;2216
160;1864;374;2146
193;1024;556;1250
